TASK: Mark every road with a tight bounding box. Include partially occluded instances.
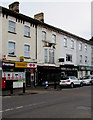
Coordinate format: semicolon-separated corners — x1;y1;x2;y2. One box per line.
2;86;92;119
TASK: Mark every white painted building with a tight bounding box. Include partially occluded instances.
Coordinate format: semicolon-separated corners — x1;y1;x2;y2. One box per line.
1;2;93;86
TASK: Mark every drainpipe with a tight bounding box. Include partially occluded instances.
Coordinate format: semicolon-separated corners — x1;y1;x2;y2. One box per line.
35;25;37;60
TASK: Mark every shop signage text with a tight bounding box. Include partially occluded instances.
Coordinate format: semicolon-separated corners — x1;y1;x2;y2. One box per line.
2;62;15;67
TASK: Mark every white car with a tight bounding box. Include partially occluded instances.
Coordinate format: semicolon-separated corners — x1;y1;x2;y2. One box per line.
81;75;93;85
59;76;83;88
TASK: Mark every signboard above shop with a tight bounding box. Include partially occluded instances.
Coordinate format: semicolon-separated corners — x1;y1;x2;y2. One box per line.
78;66;91;71
15;62;27;68
2;61;37;69
2;62;15;68
27;63;37;68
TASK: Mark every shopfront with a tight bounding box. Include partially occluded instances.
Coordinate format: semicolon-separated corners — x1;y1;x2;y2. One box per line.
91;67;93;75
2;61;37;88
77;66;91;78
60;64;78;77
37;66;61;85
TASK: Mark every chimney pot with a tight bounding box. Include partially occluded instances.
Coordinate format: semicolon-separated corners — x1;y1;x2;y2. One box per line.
9;1;19;13
34;12;44;22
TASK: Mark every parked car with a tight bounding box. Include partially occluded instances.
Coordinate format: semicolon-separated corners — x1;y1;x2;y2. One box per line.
80;75;93;85
59;76;83;88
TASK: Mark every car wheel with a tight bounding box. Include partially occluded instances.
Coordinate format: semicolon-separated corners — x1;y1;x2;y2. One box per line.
80;82;83;87
70;83;74;88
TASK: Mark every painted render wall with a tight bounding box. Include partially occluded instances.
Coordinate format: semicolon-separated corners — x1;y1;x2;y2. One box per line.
2;14;36;62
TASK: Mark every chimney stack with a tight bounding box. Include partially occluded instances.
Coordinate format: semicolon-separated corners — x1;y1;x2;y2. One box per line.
9;1;19;13
34;12;44;22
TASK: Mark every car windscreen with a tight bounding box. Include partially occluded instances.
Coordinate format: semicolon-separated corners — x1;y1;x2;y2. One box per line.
83;76;90;79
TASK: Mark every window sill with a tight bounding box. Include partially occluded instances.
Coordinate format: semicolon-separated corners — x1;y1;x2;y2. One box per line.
64;46;67;47
24;57;31;59
8;31;16;34
24;35;31;38
8;55;16;57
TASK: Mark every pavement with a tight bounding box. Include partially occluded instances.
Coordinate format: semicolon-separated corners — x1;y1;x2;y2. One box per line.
2;85;61;96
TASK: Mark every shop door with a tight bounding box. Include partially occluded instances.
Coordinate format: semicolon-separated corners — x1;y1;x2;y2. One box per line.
26;71;31;87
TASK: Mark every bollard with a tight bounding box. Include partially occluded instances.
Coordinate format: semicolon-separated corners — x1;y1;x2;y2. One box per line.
54;81;57;89
10;85;13;94
23;82;25;93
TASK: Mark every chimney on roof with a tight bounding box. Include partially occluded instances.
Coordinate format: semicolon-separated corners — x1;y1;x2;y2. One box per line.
34;12;44;22
9;1;19;13
90;37;93;42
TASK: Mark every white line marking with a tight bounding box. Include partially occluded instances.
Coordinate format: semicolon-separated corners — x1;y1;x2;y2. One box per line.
4;108;13;112
16;106;23;109
3;102;46;113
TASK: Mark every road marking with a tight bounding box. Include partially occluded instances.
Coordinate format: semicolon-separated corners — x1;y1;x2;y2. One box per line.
4;108;13;112
2;101;46;113
16;106;23;109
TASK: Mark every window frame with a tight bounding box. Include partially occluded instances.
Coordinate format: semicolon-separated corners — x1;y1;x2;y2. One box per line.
85;45;87;52
44;47;55;64
85;56;87;64
8;41;16;56
52;34;56;44
66;54;72;62
24;44;30;58
24;25;30;37
49;49;55;64
79;43;82;51
80;55;82;63
64;38;67;47
8;20;16;33
42;31;46;41
71;40;74;49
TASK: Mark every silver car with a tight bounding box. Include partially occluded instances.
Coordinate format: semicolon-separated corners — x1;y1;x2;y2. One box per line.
81;75;93;85
59;76;83;88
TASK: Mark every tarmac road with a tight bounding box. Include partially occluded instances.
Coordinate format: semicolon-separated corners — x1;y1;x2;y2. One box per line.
2;86;92;119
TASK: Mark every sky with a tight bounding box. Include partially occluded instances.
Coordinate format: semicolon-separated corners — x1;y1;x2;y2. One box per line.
1;0;92;40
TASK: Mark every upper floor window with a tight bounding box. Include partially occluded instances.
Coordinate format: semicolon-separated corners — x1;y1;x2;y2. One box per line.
44;48;55;64
79;43;82;51
42;31;46;41
8;20;16;33
71;40;74;49
49;49;55;64
52;34;56;44
85;56;87;64
80;55;82;63
24;44;30;58
64;38;67;47
24;25;30;37
85;45;87;51
44;48;48;63
66;54;72;62
91;47;93;53
8;41;15;56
